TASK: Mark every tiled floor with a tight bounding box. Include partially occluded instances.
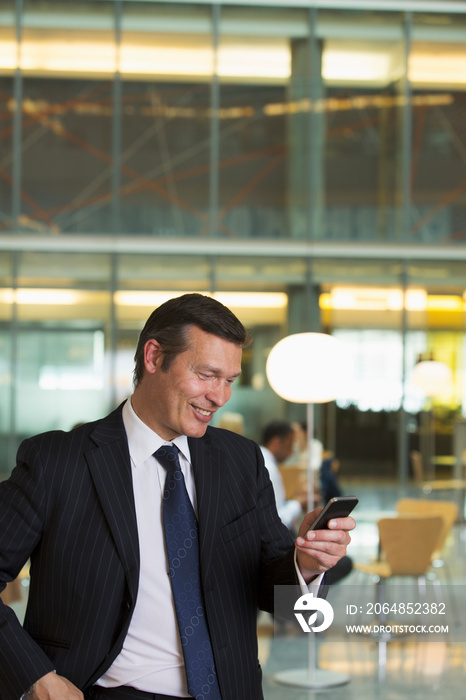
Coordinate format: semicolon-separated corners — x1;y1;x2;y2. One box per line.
260;477;466;699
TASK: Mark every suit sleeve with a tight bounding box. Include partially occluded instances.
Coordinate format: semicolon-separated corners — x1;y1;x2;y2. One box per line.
0;439;57;700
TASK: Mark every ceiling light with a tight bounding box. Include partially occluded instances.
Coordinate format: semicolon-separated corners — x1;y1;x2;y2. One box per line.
114;290;288;309
321;287;430;312
0;288;81;305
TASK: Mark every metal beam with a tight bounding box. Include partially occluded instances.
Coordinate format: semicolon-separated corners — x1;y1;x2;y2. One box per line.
2;233;466;262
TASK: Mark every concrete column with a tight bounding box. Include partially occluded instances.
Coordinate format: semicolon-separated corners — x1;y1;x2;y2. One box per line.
286;10;325;240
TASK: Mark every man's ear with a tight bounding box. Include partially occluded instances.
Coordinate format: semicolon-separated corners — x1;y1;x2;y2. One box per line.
143;339;162;374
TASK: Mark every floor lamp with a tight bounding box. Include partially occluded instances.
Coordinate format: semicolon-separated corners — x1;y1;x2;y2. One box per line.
266;332;350;689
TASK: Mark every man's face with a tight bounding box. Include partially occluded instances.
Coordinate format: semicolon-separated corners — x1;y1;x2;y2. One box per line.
275;433;294;464
138;325;242;441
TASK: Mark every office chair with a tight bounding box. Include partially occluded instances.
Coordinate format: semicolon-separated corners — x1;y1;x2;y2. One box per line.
355;515;443;680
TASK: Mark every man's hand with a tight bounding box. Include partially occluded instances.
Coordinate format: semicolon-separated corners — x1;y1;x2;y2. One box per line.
295;507;355;583
27;672;83;700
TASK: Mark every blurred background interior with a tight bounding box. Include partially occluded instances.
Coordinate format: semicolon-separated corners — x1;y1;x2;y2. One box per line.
2;0;466;696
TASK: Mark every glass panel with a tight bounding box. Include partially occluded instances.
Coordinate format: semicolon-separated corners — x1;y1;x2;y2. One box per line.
410;13;466;243
334;328;406;412
216;255;307;290
18;250;111;288
314;257;402;286
330;328;405;477
0;0;15;231
15;327;108;437
0;326;11;478
120;2;212;237
407;262;466;454
408;259;466;291
318;9;406;242
218;6;309;239
0;250;12;287
20;73;115;234
0;251;12;477
0;74;14;230
118;253;211;291
13;251;112;324
20;0;114;234
0;250;113;473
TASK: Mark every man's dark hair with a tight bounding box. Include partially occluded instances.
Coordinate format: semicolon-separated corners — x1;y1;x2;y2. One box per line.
133;293;251;386
262;420;293;447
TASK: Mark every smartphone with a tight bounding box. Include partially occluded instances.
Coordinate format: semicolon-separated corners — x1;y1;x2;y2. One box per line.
309;496;359;531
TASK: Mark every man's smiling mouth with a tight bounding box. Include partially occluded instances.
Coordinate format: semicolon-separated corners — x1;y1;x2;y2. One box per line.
193;406;212;417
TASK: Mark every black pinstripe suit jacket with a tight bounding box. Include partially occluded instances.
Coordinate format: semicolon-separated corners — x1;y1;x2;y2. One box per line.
0;404;298;700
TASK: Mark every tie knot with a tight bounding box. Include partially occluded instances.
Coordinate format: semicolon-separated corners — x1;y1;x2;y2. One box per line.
154;444;180;472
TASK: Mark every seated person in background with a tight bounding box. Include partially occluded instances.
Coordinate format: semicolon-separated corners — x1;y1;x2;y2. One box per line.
288;421;308;468
262;424;353;587
320;450;343;503
286;422;323;479
260;420;308;534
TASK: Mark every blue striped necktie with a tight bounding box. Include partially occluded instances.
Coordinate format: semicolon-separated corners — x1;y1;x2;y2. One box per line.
155;444;222;700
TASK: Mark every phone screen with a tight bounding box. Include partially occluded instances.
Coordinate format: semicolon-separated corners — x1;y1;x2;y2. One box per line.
309;496;358;531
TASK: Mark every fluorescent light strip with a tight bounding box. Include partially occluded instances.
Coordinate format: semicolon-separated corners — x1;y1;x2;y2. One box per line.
114;290;288;309
0;288;81;305
321;288;466;312
0;288;288;309
3;36;466;85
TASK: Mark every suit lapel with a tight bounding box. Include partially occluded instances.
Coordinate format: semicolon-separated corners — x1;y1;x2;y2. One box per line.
83;410;223;600
189;432;224;575
85;406;140;603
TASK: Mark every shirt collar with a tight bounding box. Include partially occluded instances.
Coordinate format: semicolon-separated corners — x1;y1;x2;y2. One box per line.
122;398;191;468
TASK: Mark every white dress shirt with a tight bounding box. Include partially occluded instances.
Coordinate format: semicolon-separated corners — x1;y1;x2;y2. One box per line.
97;398;192;697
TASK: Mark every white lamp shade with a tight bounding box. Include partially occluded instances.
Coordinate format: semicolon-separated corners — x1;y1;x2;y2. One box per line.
266;332;342;403
411;360;453;397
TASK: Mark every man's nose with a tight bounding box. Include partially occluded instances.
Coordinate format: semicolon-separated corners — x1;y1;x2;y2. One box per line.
206;382;231;407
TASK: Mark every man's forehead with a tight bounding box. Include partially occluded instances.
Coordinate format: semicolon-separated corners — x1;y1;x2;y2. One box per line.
187;325;242;346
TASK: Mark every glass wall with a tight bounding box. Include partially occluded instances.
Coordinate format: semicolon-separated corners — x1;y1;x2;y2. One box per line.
410;13;466;243
1;249;299;474
2;1;466;242
319;10;407;241
0;1;15;230
18;1;115;234
2;244;466;482
2;1;466;482
217;6;304;239
317;256;466;481
119;2;214;237
0;251;113;471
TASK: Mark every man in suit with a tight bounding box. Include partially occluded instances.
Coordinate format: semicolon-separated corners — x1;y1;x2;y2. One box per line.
0;293;354;700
